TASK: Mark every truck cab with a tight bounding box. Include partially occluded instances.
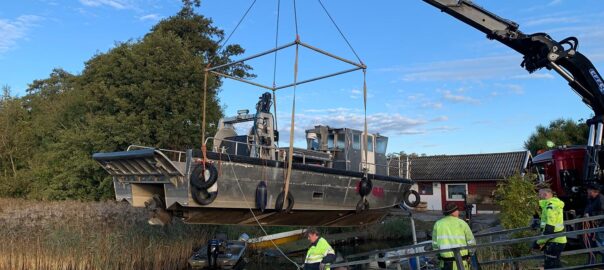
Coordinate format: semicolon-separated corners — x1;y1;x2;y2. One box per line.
532;146;588;213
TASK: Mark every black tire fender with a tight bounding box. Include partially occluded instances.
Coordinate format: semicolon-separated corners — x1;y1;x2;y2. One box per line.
190;163;218;189
358;177;373;197
255;181;268;212
275;191;294;212
191;185;218;205
403;189;421;207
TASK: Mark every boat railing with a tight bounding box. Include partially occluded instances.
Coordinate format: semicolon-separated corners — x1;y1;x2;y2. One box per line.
205;137;333;166
126;145;187;162
358;161;410;178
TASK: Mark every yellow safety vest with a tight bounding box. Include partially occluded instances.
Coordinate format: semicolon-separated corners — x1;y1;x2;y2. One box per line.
432;215;476;258
537;197;567;245
305;237;335;268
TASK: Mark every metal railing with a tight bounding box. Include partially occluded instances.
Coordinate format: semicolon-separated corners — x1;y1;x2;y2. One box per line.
330;214;604;270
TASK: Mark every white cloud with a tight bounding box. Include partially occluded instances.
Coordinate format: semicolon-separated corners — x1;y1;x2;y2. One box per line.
80;0;128;9
0;15;42;54
442;90;480;104
511;73;555;80
422;102;443;109
383;55;522;82
348;88;373;100
494;83;524;95
276;110;450;140
523;16;578;27
139;14;161;21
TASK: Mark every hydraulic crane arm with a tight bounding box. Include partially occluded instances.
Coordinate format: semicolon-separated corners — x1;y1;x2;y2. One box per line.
423;0;604;116
423;0;604;184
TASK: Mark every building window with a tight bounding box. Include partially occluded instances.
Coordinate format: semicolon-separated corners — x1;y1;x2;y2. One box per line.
446;184;467;201
352;134;361;150
418;182;433;195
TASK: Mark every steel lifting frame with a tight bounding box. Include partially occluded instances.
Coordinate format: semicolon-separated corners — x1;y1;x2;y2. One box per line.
206;39;367;91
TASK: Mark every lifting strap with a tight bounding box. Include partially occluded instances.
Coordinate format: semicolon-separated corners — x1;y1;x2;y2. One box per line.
363;68;368;175
283;37;300;208
201;64;210;164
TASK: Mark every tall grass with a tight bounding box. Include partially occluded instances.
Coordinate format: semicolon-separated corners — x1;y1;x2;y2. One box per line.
0;198;212;270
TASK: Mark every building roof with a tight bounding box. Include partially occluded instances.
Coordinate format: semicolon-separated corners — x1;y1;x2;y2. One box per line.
410;151;531;182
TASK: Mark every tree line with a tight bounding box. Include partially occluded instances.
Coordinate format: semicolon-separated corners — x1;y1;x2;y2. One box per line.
0;2;252;200
0;1;589;201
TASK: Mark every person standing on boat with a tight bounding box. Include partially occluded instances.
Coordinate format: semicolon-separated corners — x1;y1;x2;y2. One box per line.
533;188;567;269
432;202;476;270
303;228;336;270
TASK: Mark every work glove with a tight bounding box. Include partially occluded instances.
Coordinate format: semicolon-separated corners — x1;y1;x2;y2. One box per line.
319;263;326;270
530;218;540;230
531;241;544;251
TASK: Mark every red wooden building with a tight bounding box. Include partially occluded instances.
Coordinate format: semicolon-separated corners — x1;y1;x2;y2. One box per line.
408;151;531;213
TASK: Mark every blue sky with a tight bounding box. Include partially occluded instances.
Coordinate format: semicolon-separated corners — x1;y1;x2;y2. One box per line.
1;0;603;155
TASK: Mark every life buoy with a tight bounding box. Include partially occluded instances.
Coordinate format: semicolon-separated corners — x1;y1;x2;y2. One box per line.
191;185;218;205
358;177;373;197
255;181;268;212
190;163;218;189
356;197;369;213
403;189;421;207
275;191;294;212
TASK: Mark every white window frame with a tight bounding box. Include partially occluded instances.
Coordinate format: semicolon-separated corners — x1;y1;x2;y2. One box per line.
445;183;468;202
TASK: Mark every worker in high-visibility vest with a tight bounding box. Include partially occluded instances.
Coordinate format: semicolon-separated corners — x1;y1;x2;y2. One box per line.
304;228;336;270
533;188;567;269
432;202;476;270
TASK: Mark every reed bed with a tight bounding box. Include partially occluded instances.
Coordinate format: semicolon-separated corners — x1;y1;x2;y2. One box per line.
0;198;212;270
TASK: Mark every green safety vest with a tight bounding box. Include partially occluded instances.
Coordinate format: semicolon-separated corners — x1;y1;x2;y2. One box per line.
432;216;476;258
305;237;335;267
537;197;567;245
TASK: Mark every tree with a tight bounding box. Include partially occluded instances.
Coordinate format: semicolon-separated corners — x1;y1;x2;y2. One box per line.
524;119;589;155
0;3;251;200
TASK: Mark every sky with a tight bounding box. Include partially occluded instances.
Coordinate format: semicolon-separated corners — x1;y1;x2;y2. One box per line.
1;0;603;155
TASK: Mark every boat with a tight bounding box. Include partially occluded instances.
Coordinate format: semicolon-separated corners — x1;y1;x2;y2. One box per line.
92;93;419;226
188;234;248;270
247;229;305;250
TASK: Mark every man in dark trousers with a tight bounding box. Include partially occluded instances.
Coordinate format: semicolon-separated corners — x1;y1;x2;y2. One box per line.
534;188;567;269
303;228;336;270
584;183;604;264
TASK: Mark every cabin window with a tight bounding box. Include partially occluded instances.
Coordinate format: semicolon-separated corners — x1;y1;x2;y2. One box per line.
376;137;387;154
446;184;467;201
418;182;433;195
337;134;346;149
367;135;374;152
327;134;335;149
352;134;361;150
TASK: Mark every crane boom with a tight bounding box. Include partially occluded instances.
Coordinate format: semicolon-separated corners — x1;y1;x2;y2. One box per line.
423;0;604;185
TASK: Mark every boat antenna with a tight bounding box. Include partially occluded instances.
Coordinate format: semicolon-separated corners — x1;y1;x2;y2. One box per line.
271;0;281;148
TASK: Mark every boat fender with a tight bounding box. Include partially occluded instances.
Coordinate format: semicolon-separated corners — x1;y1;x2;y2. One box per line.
191;185;218;205
356;197;369;213
255;181;268;212
403;189;421;207
358;176;373;197
275;191;294;212
190;163;218;189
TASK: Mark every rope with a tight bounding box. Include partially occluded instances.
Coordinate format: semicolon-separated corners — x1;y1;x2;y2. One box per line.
225;152;301;269
218;0;258;53
272;0;281;87
317;0;363;63
271;0;281;148
583;221;597;263
362;68;368;174
201;66;210;163
283;41;299;209
293;0;299;36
